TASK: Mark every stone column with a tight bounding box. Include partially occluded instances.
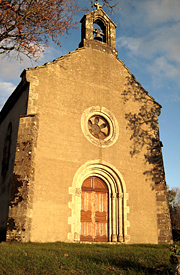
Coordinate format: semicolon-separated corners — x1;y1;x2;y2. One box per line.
111;193;117;242
117;193;124;242
108;193;112;241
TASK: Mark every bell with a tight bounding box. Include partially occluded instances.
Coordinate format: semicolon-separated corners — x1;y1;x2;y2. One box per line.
94;28;103;42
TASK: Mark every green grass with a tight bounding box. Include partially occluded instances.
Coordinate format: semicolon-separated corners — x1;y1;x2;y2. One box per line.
0;242;172;274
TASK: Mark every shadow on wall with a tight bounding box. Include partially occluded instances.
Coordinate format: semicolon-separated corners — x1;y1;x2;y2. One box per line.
0;229;6;242
122;75;165;190
0;173;28;242
172;229;180;242
10;173;28;207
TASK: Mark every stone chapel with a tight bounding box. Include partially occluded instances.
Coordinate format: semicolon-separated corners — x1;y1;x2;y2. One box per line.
0;3;172;244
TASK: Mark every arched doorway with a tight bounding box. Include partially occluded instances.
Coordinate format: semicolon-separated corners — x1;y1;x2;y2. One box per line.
68;160;130;243
80;177;108;242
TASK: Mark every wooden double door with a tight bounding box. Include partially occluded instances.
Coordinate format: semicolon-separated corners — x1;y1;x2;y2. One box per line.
80;177;108;242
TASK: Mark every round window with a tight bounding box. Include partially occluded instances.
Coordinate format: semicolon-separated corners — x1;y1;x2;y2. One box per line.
88;115;110;140
81;106;119;147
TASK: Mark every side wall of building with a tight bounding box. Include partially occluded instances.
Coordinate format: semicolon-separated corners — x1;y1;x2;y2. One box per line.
7;114;39;242
0;86;29;241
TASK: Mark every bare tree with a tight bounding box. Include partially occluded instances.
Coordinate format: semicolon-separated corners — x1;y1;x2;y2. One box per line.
0;0;119;60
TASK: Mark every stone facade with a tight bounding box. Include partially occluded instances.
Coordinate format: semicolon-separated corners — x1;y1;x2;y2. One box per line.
0;5;172;244
7;114;38;242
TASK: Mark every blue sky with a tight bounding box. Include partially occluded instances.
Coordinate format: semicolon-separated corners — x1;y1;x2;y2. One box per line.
0;0;179;189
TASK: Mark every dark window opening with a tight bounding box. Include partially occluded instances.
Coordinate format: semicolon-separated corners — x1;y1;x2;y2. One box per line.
1;122;12;181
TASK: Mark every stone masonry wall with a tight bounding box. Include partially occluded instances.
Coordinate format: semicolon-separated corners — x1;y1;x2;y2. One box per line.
150;136;172;243
6;114;39;242
155;183;173;244
121;73;172;243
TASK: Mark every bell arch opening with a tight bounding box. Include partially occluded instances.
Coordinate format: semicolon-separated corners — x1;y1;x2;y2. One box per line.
68;160;130;243
93;20;106;43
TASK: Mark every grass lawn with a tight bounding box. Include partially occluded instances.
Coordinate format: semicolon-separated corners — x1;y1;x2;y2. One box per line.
0;242;172;274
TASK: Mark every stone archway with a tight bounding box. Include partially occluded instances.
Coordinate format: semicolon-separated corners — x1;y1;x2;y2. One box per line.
68;160;130;243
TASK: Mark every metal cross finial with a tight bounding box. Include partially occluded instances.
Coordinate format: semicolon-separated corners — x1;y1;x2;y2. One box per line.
94;2;102;10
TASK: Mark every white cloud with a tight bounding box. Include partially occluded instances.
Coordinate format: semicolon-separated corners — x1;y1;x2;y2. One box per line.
148;57;179;78
141;0;180;25
118;22;180;62
118;0;180;29
0;56;33;82
0;55;33;108
146;57;180;92
118;37;142;55
0;81;16;109
117;0;180;92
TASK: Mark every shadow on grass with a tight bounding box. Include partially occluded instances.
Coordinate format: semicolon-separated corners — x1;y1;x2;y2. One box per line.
110;258;170;274
78;247;172;274
83;256;171;274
